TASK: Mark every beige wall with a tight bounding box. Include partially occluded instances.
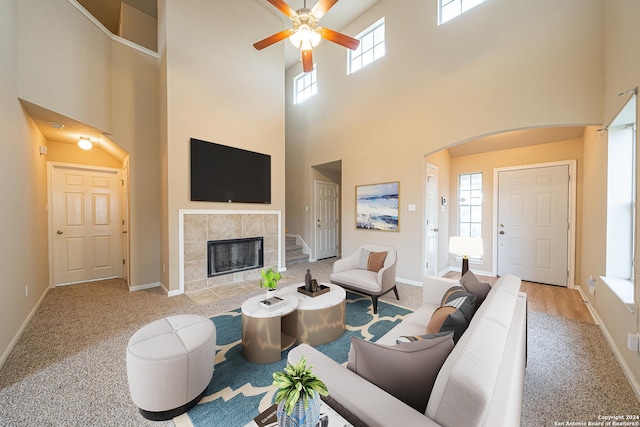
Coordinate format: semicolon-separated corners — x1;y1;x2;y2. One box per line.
110;41;161;289
160;0;286;292
578;0;640;395
119;3;157;52
46;140;122;168
17;0;113;133
0;0;50;364
285;0;603;284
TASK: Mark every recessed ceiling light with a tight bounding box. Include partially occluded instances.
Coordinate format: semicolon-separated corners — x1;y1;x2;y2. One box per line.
48;121;64;129
78;136;92;150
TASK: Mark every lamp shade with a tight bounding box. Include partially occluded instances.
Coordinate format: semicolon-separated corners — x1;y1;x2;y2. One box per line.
448;236;484;258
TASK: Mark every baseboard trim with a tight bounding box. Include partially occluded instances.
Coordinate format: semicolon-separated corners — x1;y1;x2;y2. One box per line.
575;286;640;401
396;277;422;287
129;282;161;292
0;286;50;370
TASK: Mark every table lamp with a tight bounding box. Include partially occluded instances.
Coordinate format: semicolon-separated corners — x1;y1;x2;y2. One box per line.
449;236;484;275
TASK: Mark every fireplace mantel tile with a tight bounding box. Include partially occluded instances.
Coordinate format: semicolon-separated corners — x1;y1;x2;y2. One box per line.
182;210;280;293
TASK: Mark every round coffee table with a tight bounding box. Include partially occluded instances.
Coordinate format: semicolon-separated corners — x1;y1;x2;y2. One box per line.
241;294;299;364
279;283;346;346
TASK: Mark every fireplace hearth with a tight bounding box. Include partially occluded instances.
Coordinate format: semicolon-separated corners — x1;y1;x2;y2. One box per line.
207;237;264;277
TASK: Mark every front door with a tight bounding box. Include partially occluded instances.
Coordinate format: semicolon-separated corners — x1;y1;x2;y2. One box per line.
497;164;569;286
315;181;339;260
51;164;121;286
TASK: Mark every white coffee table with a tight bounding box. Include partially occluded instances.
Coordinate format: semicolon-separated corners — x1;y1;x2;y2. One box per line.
241;294;299;364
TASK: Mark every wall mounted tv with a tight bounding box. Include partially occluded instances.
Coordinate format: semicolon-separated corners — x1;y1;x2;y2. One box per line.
190;138;271;204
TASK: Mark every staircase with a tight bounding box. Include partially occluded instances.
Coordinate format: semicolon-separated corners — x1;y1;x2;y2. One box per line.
285;236;309;266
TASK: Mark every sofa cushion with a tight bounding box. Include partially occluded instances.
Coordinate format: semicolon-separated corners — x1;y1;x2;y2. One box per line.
347;334;454;413
460;270;492;308
441;286;477;316
356;249;371;270
426;296;474;342
330;269;379;291
367;251;387;272
356;249;388;273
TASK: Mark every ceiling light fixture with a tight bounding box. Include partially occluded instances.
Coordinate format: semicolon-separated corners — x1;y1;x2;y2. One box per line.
78;136;92;150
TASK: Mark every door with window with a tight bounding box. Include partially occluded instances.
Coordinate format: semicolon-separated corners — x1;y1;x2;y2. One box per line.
51;164;121;286
497;164;569;286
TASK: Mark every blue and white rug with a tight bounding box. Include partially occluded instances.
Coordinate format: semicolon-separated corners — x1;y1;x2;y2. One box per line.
174;292;412;427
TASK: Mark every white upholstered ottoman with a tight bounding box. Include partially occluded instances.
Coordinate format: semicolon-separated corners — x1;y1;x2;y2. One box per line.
126;314;216;421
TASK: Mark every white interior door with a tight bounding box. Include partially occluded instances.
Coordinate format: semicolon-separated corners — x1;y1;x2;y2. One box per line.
315;181;339;260
52;165;120;286
497;164;569;286
425;163;438;277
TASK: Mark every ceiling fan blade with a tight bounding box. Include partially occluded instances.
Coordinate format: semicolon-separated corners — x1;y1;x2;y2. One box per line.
311;0;339;19
301;49;314;72
319;27;360;50
253;29;295;50
266;0;297;18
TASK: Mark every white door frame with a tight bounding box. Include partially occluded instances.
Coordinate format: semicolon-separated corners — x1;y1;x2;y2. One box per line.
492;160;577;288
47;162;123;288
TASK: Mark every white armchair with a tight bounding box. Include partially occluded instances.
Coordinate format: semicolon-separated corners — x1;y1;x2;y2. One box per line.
330;245;398;314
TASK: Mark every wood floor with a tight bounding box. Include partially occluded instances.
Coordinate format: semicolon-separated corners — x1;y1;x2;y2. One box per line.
444;272;595;324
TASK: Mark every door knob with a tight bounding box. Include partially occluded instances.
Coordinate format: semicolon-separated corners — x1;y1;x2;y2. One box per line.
499;231;505;235
56;230;63;235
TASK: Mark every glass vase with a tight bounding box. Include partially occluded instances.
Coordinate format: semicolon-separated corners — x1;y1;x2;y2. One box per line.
276;391;321;427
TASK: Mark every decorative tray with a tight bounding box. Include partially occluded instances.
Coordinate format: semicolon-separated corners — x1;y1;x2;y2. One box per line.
297;284;330;297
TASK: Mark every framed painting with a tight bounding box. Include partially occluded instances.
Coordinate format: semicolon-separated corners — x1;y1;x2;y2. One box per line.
355;181;399;231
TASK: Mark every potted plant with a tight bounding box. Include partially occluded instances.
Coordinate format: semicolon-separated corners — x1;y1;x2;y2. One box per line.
261;267;281;297
273;356;328;427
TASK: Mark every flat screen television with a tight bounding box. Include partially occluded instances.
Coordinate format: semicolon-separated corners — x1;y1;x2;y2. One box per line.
190;138;271;204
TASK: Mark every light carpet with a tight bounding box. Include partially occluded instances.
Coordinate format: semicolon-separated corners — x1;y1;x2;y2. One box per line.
175;292;412;427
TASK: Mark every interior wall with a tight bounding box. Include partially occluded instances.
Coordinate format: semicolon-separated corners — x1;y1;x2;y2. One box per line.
285;0;604;284
0;0;50;364
578;0;640;396
119;3;157;52
161;0;287;292
110;41;160;289
46;140;122;168
17;0;113;133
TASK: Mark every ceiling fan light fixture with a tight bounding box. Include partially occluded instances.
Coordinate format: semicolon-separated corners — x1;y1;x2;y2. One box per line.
289;24;321;50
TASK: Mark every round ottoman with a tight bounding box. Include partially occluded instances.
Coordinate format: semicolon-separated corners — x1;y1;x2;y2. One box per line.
126;314;216;421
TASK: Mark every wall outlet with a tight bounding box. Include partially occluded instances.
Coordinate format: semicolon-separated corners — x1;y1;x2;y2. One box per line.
588;275;596;294
627;332;640;352
25;284;29;297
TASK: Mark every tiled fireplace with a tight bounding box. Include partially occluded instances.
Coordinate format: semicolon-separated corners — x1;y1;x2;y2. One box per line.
181;210;280;294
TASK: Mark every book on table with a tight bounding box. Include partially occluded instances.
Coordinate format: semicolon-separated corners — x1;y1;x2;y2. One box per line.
259;296;285;310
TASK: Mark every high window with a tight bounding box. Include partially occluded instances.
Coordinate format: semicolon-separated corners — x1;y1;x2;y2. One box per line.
293;67;317;104
458;172;483;239
439;0;486;25
348;18;385;75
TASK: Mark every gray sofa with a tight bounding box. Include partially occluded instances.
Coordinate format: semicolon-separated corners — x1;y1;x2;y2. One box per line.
288;274;527;427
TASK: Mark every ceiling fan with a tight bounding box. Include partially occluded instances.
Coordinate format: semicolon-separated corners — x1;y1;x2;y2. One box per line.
253;0;360;72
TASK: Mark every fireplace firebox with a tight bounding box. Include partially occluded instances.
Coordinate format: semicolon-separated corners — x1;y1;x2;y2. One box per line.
207;237;264;277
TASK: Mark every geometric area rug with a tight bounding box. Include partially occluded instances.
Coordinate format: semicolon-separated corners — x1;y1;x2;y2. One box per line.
174;292;413;427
